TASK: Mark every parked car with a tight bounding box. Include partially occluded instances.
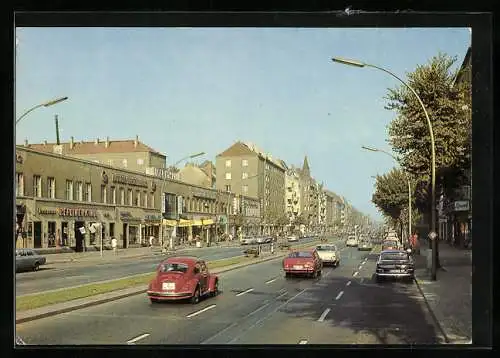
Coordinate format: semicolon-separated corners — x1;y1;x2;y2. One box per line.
147;256;219;304
316;244;340;267
241;237;258;245
345;236;358;247
358;239;373;251
382;239;401;251
15;249;46;272
283;249;322;278
287;235;299;242
375;249;414;282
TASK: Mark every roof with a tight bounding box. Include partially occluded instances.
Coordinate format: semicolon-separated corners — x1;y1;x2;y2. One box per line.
25;138;165;156
302;156;310;172
380;249;405;254
163;256;201;265
217;141;286;170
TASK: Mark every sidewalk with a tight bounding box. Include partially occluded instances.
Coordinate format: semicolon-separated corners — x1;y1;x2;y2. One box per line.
414;241;472;344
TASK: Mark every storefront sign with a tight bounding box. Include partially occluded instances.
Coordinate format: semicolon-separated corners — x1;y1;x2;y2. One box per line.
120;211;143;222
145;215;162;222
112;174;148;188
453;201;470;212
192;188;217;200
38;208;58;215
57;208;98;217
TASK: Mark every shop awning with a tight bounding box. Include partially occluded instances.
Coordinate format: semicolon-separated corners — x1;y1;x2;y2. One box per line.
163;219;177;226
178;219;193;227
202;219;214;225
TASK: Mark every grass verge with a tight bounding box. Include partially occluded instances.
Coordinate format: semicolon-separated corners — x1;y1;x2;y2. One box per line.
16;255;251;312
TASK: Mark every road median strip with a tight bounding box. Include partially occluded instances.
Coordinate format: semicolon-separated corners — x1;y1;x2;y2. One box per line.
16;239;323;323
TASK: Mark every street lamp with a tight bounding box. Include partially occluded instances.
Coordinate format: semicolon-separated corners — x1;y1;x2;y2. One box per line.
159;151;206;251
16;96;69;125
333;57;437;280
362;145;412;246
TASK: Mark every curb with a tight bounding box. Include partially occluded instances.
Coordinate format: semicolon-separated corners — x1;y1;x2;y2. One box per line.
16;243;321;324
413;275;450;344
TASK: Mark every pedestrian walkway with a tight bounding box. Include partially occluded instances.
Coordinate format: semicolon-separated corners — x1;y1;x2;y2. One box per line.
414;242;472;344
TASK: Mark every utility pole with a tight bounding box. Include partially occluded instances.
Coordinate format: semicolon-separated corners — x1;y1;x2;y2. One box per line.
55;114;60;145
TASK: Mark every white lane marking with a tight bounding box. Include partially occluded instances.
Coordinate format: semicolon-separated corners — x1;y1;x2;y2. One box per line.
317;308;331;322
335;291;344;300
346;281;352;286
298;339;308;344
275;291;288;300
360;278;364;284
126;333;150;344
236;288;254;297
186;304;216;318
353;271;359;277
358;265;362;270
265;278;277;284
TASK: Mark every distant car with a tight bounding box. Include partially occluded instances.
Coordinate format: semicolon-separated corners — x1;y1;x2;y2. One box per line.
346;236;358;247
283;249;322;278
375;249;414;282
382;239;401;251
15;249;46;272
147;256;219;304
287;235;299;242
316;244;340;266
241;237;257;245
358;240;373;251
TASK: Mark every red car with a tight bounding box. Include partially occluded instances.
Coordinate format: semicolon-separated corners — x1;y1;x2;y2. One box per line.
147;256;220;304
283;249;323;278
382;239;401;251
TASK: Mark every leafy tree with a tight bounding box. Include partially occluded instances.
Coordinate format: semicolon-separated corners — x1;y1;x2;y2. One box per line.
372;168;412;221
384;53;472;211
294;213;308;226
275;214;290;226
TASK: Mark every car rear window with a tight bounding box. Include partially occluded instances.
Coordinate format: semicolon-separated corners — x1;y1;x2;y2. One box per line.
161;262;189;273
317;246;336;251
288;251;313;258
380;253;408;261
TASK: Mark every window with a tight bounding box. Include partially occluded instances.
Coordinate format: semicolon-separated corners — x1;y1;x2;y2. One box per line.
46;177;56;199
225;159;231;168
108;159;114;166
120;188;125;205
66;180;73;200
85;183;92;202
16;173;24;196
111;186;116;204
225;172;232;180
33;175;42;197
144;192;148;207
151;194;155;208
135;191;140;206
242;172;248;179
243;185;248;194
128;189;133;206
242;159;248;167
137;158;144;165
101;185;107;203
225;185;231;192
76;181;83;201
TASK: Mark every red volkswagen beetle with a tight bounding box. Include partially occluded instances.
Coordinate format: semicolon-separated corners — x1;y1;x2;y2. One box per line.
147;256;220;304
283;249;322;278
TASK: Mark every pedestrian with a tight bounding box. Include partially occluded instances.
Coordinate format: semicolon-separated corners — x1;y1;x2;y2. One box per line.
149;236;154;249
111;237;117;255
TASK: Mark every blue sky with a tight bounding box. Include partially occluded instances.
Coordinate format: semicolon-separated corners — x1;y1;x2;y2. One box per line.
15;27;471;221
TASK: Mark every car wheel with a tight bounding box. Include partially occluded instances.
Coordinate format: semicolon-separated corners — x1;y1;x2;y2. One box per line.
211;280;220;297
33;262;40;271
191;285;201;304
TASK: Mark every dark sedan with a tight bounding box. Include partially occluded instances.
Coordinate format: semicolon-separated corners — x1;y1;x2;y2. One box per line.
375;249;414;283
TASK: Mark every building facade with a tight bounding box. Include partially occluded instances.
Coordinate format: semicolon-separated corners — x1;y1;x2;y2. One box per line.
216;141;286;233
297;156;320;228
178;163;213;189
285;168;301;224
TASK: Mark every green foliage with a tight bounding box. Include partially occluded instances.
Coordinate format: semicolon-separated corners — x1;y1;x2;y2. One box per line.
372;168;411;220
384;52;472;210
294;213;308;226
275;214;290;226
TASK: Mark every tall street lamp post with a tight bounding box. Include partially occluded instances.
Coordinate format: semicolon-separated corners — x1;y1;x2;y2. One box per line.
16;96;69;125
332;57;438;280
363;146;412;246
159;151;205;251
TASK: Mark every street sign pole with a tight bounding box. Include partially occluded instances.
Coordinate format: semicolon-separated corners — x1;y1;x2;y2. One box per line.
429;231;438;280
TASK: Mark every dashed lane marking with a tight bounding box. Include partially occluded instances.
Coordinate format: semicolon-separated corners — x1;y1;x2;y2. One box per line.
186;304;216;318
236;288;254;297
275;291;288;300
358;265;363;270
360;278;364;284
335;291;344;300
353;271;359;277
298;339;308;344
265;278;277;284
317;308;331;322
346;281;352;286
126;333;150;345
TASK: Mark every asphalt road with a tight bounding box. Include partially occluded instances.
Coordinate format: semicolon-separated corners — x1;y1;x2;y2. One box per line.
16;240;444;345
15;237;320;297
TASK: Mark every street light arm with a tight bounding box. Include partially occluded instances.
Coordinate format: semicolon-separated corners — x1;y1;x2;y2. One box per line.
16;104;43;125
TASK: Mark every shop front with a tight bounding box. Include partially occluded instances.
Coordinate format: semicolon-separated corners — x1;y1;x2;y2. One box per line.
119;210;144;248
143;214;162;245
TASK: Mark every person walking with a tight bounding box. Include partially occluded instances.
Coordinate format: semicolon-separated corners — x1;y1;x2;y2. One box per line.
149;235;154;250
111;237;117;256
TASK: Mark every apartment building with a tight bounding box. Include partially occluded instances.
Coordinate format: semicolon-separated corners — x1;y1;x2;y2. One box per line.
297;156;320;227
216;141;286;232
285;168;301;224
318;189;327;227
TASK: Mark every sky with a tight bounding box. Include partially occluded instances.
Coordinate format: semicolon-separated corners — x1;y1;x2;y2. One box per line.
15;27;471;221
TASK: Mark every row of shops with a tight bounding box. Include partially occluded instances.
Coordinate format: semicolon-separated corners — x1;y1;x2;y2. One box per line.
437;194;472;248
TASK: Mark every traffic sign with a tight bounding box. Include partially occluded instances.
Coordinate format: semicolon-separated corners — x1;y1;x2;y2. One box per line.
428;231;437;240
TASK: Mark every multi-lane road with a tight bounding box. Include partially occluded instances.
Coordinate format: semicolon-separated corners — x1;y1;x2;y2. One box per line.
15;237;319;296
16;239;444;345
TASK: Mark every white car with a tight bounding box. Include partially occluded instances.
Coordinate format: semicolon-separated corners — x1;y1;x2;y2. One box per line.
316;244;340;266
287;235;299;242
346;236;358;247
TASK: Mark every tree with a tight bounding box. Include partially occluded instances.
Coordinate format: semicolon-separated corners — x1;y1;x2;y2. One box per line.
275;214;290;227
372;168;411;221
294;213;308;226
385;53;472;212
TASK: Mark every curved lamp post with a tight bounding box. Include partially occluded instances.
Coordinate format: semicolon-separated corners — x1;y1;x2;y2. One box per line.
159;151;206;250
16;96;69;125
332;57;437;281
364;146;412;246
